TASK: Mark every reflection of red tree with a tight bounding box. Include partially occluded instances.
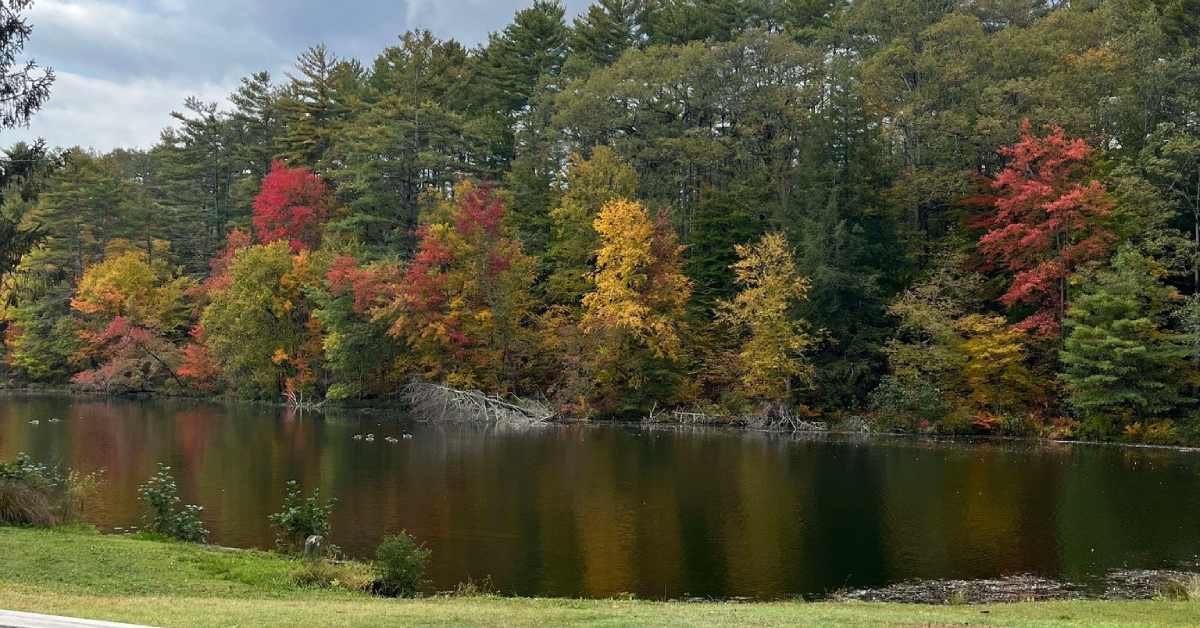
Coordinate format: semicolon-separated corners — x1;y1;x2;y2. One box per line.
173;409;215;472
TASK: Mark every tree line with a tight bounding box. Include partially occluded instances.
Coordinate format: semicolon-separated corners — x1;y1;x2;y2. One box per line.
3;0;1200;442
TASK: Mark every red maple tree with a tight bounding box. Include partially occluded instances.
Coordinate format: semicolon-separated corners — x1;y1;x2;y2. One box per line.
252;161;332;252
977;121;1114;337
326;255;401;315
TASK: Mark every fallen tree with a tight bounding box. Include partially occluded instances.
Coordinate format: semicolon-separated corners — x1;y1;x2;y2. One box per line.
404;380;555;424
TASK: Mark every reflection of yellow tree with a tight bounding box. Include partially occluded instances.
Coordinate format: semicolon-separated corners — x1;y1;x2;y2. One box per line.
721;437;814;597
571;430;663;596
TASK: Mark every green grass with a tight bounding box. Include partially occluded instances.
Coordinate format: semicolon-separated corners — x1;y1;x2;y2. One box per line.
1;526;1198;627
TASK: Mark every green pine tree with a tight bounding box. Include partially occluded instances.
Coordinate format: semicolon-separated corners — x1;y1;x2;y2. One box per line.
1062;247;1190;437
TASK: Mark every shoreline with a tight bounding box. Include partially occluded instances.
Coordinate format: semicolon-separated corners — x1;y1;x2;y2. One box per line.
5;387;1200;454
1;526;1198;627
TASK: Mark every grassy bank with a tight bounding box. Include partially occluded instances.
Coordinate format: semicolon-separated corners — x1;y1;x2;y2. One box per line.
1;527;1198;627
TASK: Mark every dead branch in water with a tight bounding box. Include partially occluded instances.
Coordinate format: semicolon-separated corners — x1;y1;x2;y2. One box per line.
643;404;827;432
745;404;827;432
283;389;327;410
404;380;555;424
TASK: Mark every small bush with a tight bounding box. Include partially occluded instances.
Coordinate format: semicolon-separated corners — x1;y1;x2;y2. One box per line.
1125;420;1181;445
0;453;102;526
451;575;495;598
269;480;335;554
1153;575;1200;602
63;469;104;523
0;454;58;526
373;532;430;597
869;375;948;432
137;464;208;543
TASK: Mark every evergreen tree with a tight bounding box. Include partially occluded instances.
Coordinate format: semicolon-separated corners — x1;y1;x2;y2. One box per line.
276;45;362;170
569;0;645;70
685;189;765;313
1061;247;1189;437
228;71;280;211
328;96;470;254
0;0;53;129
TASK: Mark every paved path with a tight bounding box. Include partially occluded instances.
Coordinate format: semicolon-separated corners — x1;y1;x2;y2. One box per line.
0;609;151;628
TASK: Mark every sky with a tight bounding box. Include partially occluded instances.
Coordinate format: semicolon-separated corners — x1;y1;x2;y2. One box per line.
4;0;591;152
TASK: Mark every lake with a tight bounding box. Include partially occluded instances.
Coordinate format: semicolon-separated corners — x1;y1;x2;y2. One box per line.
1;394;1198;599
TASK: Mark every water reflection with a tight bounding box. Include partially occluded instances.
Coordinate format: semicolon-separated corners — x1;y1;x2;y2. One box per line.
1;394;1198;599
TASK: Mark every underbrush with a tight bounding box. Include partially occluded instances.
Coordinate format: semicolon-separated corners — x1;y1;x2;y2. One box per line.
0;454;102;526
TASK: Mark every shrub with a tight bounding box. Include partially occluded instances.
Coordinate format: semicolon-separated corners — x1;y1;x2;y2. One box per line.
0;453;102;526
451;575;495;598
1124;421;1181;445
373;532;430;597
269;480;335;554
137;464;208;543
0;454;58;526
869;375;948;431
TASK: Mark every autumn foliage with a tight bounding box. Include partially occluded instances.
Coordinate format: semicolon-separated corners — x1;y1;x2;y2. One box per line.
716;232;815;406
386;182;535;391
252;161;332;252
977;122;1114;337
580;198;692;413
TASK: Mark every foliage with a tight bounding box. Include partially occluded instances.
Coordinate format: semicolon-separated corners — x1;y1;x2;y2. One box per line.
70;247;194;393
0;453;60;526
978;122;1114;337
384;182;536;392
580;199;691;415
137;464;208;543
6;0;1200;439
0;0;53;129
1061;247;1190;437
315;255;403;399
372;532;430;597
268;480;336;555
199;241;320;398
544;147;638;306
956;314;1039;418
252;161;332;253
715;232;815;407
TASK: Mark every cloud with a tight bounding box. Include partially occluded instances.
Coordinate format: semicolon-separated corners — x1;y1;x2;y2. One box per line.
3;71;233;151
27;0;289;83
5;0;593;152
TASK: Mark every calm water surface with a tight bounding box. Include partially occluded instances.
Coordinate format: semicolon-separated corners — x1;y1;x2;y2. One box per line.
2;394;1199;599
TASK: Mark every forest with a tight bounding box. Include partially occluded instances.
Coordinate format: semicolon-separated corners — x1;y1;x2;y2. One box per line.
1;0;1199;443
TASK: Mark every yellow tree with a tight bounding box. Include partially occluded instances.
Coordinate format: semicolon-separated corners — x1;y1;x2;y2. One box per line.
71;244;193;334
956;314;1039;421
545;147;638;306
716;232;815;408
580;199;691;414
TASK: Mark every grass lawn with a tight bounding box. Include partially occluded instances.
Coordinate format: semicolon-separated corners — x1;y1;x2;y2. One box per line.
1;526;1198;627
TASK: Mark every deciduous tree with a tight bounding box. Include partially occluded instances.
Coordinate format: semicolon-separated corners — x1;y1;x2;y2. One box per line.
716;232;815;407
978;122;1114;337
252;161;332;252
580;198;691;414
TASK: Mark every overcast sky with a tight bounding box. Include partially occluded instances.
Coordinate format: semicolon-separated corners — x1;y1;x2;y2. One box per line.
4;0;590;152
